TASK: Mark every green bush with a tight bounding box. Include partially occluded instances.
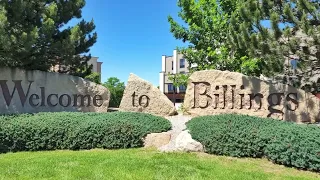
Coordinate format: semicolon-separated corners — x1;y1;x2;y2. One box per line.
0;112;171;153
187;114;320;172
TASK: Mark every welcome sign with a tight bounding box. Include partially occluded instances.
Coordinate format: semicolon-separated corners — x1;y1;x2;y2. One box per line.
0;68;110;114
183;70;320;123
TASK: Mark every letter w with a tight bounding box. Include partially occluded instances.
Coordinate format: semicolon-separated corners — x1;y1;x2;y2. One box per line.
0;80;33;107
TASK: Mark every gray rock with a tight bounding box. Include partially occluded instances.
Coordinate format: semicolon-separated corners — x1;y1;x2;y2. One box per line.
175;130;204;152
183;69;320;123
0;67;110;114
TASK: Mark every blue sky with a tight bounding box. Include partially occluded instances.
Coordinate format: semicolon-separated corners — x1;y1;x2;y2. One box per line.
72;0;187;85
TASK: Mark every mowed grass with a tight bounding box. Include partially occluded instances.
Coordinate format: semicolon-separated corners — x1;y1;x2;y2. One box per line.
0;148;319;180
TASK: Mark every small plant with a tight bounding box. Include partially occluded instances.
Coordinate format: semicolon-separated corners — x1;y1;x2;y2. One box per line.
177;103;189;115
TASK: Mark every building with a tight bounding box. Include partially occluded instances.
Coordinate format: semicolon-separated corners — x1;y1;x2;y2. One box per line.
51;56;103;82
88;57;103;78
159;50;190;103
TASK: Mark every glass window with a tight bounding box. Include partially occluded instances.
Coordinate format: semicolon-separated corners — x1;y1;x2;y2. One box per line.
179;85;186;92
172;61;173;70
180;59;185;68
168;84;174;91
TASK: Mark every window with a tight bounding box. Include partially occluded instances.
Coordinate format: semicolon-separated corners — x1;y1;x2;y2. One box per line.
180;59;185;68
168;84;174;92
179;85;186;92
171;61;173;70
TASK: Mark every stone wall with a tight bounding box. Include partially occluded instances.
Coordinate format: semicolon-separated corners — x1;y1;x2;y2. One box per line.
183;70;320;123
0;67;110;114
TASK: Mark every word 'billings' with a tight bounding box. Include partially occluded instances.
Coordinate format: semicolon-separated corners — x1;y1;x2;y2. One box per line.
191;82;299;117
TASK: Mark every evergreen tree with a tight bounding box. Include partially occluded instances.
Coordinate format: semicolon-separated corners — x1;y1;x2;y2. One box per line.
0;0;97;77
228;0;320;86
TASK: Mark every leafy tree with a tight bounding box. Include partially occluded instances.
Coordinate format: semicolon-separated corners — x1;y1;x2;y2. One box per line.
168;73;190;89
85;72;101;84
168;0;267;80
228;0;320;87
0;0;97;78
103;77;125;108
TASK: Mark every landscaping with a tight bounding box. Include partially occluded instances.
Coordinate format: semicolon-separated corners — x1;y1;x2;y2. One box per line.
1;112;320;178
0;112;171;153
187;114;320;172
0;148;319;180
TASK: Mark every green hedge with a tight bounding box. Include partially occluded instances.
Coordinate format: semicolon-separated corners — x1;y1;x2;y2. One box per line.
0;112;171;153
187;114;320;172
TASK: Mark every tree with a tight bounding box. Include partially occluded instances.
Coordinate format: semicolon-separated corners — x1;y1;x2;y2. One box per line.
84;72;101;84
168;73;189;88
168;0;268;78
103;77;125;108
228;0;320;88
0;0;97;78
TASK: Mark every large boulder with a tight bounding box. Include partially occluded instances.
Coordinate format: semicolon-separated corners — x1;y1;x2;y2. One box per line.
0;67;110;114
119;73;177;116
183;70;320;123
144;132;171;148
175;130;204;152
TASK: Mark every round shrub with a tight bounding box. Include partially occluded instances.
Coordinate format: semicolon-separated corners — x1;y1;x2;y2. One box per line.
264;124;320;171
186;114;320;172
0;112;171;153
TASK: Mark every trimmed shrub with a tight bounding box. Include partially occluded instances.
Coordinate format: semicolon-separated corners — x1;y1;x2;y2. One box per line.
187;114;320;172
0;112;171;153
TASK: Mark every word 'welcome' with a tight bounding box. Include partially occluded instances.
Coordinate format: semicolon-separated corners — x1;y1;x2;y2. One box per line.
0;80;104;107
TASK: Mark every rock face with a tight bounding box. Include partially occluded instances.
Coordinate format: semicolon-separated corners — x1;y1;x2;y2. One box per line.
175;130;204;152
119;73;177;116
0;67;110;114
184;70;320;123
144;132;171;148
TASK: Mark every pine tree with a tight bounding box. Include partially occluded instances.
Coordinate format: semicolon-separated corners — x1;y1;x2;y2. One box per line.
0;0;97;77
228;0;320;88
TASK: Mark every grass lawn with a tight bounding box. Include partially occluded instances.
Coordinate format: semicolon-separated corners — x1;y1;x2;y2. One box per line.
0;148;319;180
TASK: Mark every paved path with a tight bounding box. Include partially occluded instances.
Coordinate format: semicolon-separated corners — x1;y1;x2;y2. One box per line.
159;114;192;152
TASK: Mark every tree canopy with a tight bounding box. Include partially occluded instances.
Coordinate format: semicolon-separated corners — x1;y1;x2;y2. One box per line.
228;0;320;80
169;0;320;89
168;72;189;89
103;77;125;108
85;72;101;84
0;0;97;77
168;0;264;76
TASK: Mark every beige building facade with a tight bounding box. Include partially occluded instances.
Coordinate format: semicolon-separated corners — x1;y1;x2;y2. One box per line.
51;56;103;82
88;57;103;76
159;50;192;103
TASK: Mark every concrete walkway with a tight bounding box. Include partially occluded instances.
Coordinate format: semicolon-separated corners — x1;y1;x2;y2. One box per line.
159;114;192;152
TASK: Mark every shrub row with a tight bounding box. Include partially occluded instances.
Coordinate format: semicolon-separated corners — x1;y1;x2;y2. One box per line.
0;112;171;153
186;114;320;172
